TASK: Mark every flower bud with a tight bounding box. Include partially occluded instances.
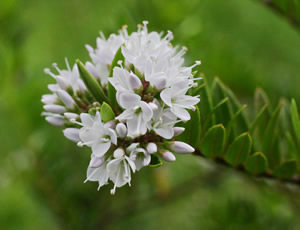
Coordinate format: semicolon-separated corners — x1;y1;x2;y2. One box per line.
146;142;157;154
169;141;194;154
41;94;57;104
57;90;75;108
64;112;79;120
45;116;64;126
129;72;142;89
43;104;66;113
116;123;127;138
161;151;176;162
63;128;80;142
173;127;185;136
89;156;105;168
113;148;125;159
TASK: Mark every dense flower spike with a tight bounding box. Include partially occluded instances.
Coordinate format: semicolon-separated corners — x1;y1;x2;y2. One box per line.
41;22;201;194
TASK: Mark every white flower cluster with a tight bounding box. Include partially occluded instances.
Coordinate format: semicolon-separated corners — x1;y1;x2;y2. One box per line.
41;21;201;194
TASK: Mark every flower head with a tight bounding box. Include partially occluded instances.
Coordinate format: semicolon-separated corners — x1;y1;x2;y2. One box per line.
42;22;201;194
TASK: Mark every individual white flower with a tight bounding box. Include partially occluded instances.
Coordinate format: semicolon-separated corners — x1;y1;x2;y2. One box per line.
116;93;153;137
44;60;86;93
122;21;175;73
108;66;142;101
127;143;151;171
85;155;109;190
160;80;200;120
86;31;126;86
78;112;117;157
107;154;136;195
148;99;178;139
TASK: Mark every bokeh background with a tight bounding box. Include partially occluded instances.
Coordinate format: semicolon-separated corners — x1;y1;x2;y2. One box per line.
1;0;300;229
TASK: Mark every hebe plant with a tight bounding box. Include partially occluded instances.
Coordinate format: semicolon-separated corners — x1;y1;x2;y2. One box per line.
42;21;300;194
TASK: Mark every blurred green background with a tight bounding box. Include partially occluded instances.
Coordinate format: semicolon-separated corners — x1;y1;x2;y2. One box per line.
1;0;300;229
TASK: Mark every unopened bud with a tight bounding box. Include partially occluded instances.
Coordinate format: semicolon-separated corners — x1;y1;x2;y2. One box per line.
45;116;64;126
43;104;66;114
161;151;176;162
57;90;75;108
63;128;80;142
146;142;157;154
89;156;105;168
56;76;68;90
116;123;127;138
169;141;194;154
113;148;125;159
64;112;79;120
41;94;57;104
173;127;185;136
129;72;142;89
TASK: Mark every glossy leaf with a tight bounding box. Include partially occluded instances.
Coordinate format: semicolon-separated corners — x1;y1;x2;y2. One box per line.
274;160;298;179
211;78;233;127
245;152;268;175
200;124;225;158
108;45;125;108
177;106;201;148
100;102;115;122
290;99;300;149
76;60;109;103
225;132;252;166
262;103;282;169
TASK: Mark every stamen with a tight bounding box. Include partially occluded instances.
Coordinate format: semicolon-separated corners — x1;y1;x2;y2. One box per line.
44;68;57;79
65;58;71;71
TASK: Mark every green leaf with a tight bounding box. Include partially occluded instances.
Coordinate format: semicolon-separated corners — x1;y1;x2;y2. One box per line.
100;102;115;122
149;155;163;168
254;88;272;115
201;97;228;139
224;87;249;135
262;102;282;169
290;99;300;149
109;45;125;78
177;106;201;148
274;160;297;179
76;59;109;103
225;132;252;166
108;45;125;108
211;78;234;127
197;75;215;130
245;152;268;175
250;104;268;133
225;104;247;148
200;124;225;158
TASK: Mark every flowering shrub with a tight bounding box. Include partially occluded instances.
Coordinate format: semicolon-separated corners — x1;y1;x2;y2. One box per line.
41;21;201;194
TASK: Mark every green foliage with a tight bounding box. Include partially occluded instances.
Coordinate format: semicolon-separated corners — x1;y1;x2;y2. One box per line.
76;59;109;103
225;132;252;167
201;124;225;158
274;160;298;179
245;152;268;175
108;46;125;109
100;102;115;122
149;154;163;167
188;77;300;182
